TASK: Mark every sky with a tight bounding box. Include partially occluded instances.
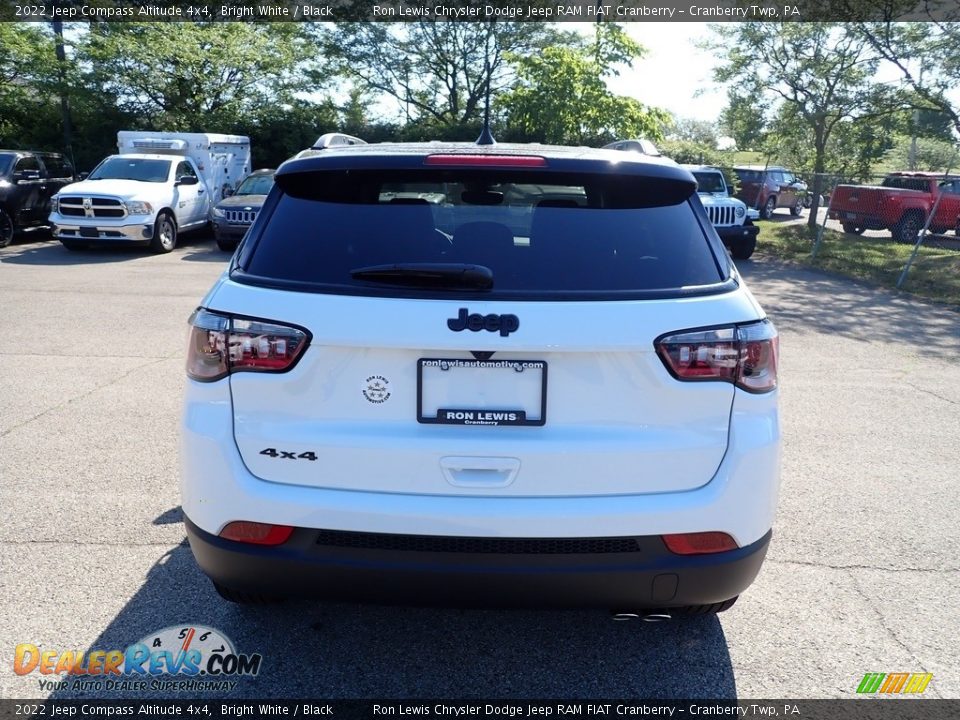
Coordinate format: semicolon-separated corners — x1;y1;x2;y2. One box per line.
576;22;726;123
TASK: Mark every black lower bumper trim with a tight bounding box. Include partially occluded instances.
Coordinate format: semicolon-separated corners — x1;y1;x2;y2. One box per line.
185;518;771;609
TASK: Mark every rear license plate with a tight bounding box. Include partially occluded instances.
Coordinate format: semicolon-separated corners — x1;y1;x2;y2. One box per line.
417;358;547;427
79;227;99;238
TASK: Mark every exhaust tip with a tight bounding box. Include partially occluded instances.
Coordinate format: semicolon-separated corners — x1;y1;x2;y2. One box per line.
610;612;640;621
641;611;673;623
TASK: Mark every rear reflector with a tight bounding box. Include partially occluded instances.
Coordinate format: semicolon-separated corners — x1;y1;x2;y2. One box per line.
655;319;778;393
662;532;738;555
424;154;547;167
219;521;293;546
186;309;310;382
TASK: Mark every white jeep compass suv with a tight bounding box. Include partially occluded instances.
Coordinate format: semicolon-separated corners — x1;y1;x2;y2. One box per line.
181;140;781;616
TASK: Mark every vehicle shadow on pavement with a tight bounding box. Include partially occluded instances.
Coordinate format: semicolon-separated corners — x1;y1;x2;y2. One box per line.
180;247;233;263
738;259;960;360
0;235;217;266
47;543;737;700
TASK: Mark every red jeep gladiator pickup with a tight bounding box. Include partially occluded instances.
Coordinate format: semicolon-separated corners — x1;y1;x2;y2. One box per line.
828;172;960;243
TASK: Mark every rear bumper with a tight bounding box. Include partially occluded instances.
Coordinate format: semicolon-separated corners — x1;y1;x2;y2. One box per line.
826;211;886;229
185;517;771;608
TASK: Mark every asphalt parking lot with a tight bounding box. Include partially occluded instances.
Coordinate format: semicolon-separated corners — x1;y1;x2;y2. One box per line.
1;231;958;700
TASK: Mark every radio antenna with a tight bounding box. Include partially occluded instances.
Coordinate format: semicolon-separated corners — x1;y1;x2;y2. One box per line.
476;25;496;146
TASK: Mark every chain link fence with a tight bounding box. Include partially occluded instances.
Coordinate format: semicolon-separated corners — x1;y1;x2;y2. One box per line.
710;166;960;305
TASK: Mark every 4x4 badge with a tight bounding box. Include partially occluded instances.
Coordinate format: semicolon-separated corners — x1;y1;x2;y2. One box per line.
447;308;519;337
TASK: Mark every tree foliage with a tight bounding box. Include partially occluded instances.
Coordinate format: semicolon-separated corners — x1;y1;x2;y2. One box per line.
322;22;578;129
708;22;899;226
500;24;669;146
80;23;317;131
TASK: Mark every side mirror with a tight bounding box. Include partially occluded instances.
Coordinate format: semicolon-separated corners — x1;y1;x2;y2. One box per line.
176;175;199;186
728;186;735;196
79;171;89;181
222;186;234;198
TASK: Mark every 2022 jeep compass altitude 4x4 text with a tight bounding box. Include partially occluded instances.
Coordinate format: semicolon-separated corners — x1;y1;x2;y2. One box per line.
181;140;782;616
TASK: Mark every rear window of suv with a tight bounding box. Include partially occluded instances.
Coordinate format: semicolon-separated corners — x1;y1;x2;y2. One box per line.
237;168;727;300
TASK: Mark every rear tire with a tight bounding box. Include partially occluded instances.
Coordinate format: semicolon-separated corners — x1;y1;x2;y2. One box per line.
759;196;776;220
789;201;802;217
841;223;865;235
149;211;177;253
213;581;282;605
892;213;923;244
0;208;13;248
673;597;739;616
60;240;89;251
730;235;756;260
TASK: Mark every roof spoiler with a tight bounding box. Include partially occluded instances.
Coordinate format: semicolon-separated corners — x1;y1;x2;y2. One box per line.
311;133;367;150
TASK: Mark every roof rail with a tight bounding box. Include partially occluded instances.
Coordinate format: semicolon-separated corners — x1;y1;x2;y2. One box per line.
311;133;367;150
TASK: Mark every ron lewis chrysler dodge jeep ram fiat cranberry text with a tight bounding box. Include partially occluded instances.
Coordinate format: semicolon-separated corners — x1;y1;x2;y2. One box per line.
180;138;781;615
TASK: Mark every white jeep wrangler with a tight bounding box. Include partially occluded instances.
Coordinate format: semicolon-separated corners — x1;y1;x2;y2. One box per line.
684;165;760;260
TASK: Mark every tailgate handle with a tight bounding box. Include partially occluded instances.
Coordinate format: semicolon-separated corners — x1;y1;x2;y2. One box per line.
440;456;520;488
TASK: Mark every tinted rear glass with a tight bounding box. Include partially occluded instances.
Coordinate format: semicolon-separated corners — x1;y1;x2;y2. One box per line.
0;153;14;177
881;176;934;192
735;169;763;182
239;169;724;299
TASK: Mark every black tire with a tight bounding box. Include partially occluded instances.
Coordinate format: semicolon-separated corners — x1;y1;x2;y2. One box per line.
150;211;177;253
730;235;756;260
759;196;776;220
802;194;813;209
841;223;865;235
673;597;739;616
60;239;90;251
789;201;803;217
0;208;13;248
892;213;923;244
215;236;237;252
213;581;282;605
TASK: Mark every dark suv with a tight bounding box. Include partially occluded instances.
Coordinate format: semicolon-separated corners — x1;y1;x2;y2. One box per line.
733;165;806;219
0;150;76;247
211;168;275;251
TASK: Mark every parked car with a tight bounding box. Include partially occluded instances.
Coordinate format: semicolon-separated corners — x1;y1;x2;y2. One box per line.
211;169;275;252
0;150;76;248
828;172;960;243
602;138;663;156
684;164;760;260
49;131;250;253
733;165;805;219
181;137;781;616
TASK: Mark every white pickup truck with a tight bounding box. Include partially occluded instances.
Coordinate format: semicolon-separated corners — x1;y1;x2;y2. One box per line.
49;132;250;253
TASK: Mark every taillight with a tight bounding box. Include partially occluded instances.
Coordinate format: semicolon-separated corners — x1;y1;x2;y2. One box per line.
655;320;778;393
186;309;309;382
662;532;738;555
219;521;293;546
424;154;547;167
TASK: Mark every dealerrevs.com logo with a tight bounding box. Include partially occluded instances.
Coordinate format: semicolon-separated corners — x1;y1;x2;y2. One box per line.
14;625;262;693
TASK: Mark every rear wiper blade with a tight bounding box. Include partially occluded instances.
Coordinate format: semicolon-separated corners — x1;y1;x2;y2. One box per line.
350;263;493;290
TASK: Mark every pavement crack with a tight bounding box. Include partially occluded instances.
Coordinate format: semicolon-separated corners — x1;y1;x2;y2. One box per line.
767;558;958;573
902;382;959;407
0;357;169;439
844;569;941;698
2;539;188;547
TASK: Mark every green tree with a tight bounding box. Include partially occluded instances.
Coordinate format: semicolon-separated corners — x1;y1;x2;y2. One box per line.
321;21;580;131
666;117;720;149
500;24;669;146
80;23;318;131
708;23;898;227
854;21;960;138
